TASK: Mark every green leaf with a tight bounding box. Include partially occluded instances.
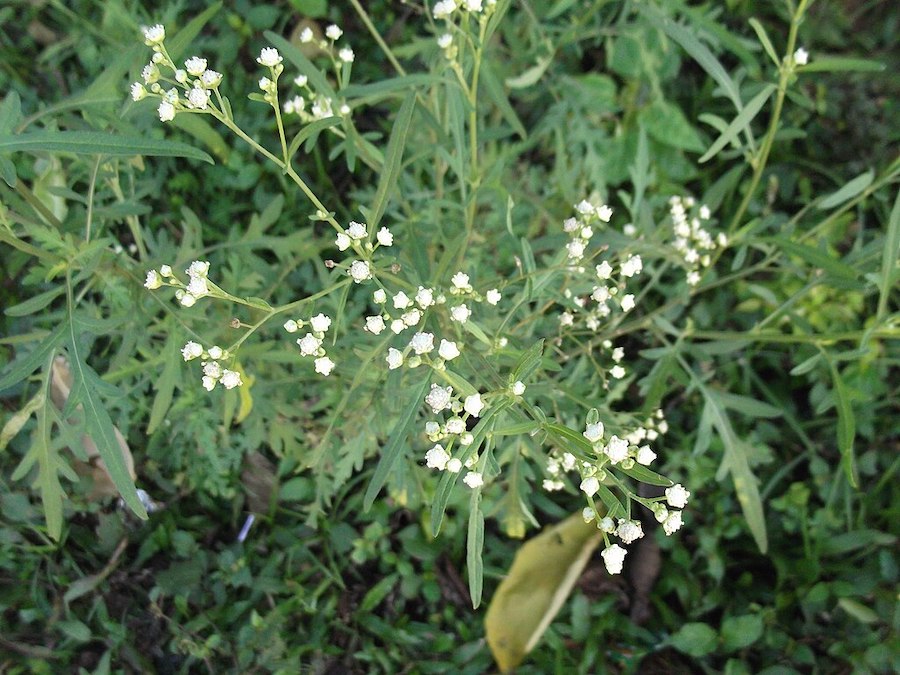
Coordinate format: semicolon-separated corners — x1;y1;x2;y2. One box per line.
147;335;179;434
700;85;775;163
286;116;341;162
817;170;874;210
0;324;66;392
0;90;22;133
748;18;780;67
670;622;719;657
716;391;782;418
480;61;527;140
879;188;900;319
467;490;485;609
358;574;398;613
0;131;214;164
721;614;764;652
367;90;416;230
771;236;859;281
800;57;885;73
505;54;553;89
4;286;66;317
640;99;705;152
363;375;430;511
620;464;674;487
485;513;602;671
170;114;230;162
511;339;545;383
341;74;451;101
827;359;858;488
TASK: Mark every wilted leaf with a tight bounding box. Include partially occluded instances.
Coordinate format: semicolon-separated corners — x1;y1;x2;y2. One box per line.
485;513;603;672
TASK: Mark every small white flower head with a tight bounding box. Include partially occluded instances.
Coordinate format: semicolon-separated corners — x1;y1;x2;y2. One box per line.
654;504;669;523
314;356;336;376
438;339;460;361
187;87;210;110
178;292;196;307
437;33;452;49
598;516;616;534
173;69;186;83
597;205;613;223
793;47;809;66
131;82;147;101
373;289;387;304
425;444;450;470
620;254;643;278
415;287;434;308
459;432;474;446
665;483;691;509
463;471;484;489
543;479;564;491
338;48;355;63
611;347;624;362
575;200;594;215
433;0;458;20
620;294;635;312
636;445;657;466
604;435;629;464
410;332;435;355
616;519;644;544
185;276;209;298
464;0;483;11
699;204;711;220
309;313;331;333
464;393;485;418
610;365;626;379
450;304;471;323
207;346;225;360
187;260;210;278
511;381;526;396
485;289;501;305
444;418;464;435
220;369;243;389
144;270;162;289
347;221;367;240
181;341;203;361
563;217;579;233
425;421;441;437
451;271;472;292
376;227;393;246
583;422;604;443
566;239;585;261
386;347;404;370
258;76;273;92
335;232;351;252
402;309;422;328
582;507;596;524
201;70;223;88
390;291;410;310
390;319;406;334
601;544;627;575
142;24;166;45
293;74;308;87
446;457;463;473
257;47;283;67
203;361;222;379
325;24;343;40
284;319;299;333
662;510;683;535
596;261;613;280
297;333;322;357
300;27;314;43
559;312;574;327
349;260;372;283
202;375;217;391
579;476;600;497
623;223;637;237
159;264;173;277
184;56;207;76
425;384;453;413
365;315;386;335
158;100;176;122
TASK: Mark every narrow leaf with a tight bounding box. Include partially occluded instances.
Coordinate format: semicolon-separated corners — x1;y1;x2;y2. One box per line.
828;359;858;488
748;18;780;67
511;339;545;382
0;131;213;164
0;324;66;392
817;170;874;210
286;116;341;162
367;90;416;230
800;57;885;73
878;188;900;319
700;85;775;163
467;490;485;609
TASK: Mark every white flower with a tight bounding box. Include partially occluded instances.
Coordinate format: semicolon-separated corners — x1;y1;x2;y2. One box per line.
376;227;393;246
207;346;224;360
185;276;209;298
597;205;613;222
386;347;403;370
410;332;435;355
566;239;585;260
794;47;809;66
373;289;387;304
283;319;299;333
335;233;351;251
446;458;463;473
202;375;217;391
338;48;354;63
485;289;501;305
220;369;243;389
144;270;162;289
438;339;460;360
178;292;196;307
582;507;596;523
203;361;222;379
616;519;644;544
662;510;683;535
543;479;564;491
612;347;624;362
201;70;222;88
187;87;210;110
699;205;711;220
563;217;578;233
349;260;372;283
425;384;453;413
636;445;657;466
595;261;613;280
451;271;471;291
459;432;474;446
511;381;526;396
402;309;422;327
610;365;626;379
463;471;484;489
299;27;314;43
601;544;627;575
621;255;643;278
445;418;465;434
325;24;343;40
433;0;458;19
393;291;412;309
258;77;273;92
559;312;574;327
561;453;576;471
390;319;405;334
604;435;629;464
184;56;207;76
665;483;691;509
464;393;485;417
583;422;604;443
450;304;471;323
464;0;483;11
310;313;331;333
575;200;594;215
142;24;165;45
599;517;616;533
437;33;452;49
620;294;635;312
314;356;336;376
159;264;173;277
257;47;283;67
415;287;434;308
425;444;450;470
365;315;386;334
131;82;146;101
158;101;176;122
347;221;367;240
181;341;203;361
187;260;209;277
579;476;600;497
296;333;322;356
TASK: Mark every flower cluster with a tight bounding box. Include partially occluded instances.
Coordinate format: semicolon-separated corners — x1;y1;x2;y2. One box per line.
131;25;224;123
283;313;336;375
668;195;727;286
144;260;218;307
432;0;499;55
181;341;243;391
282;23;356;121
